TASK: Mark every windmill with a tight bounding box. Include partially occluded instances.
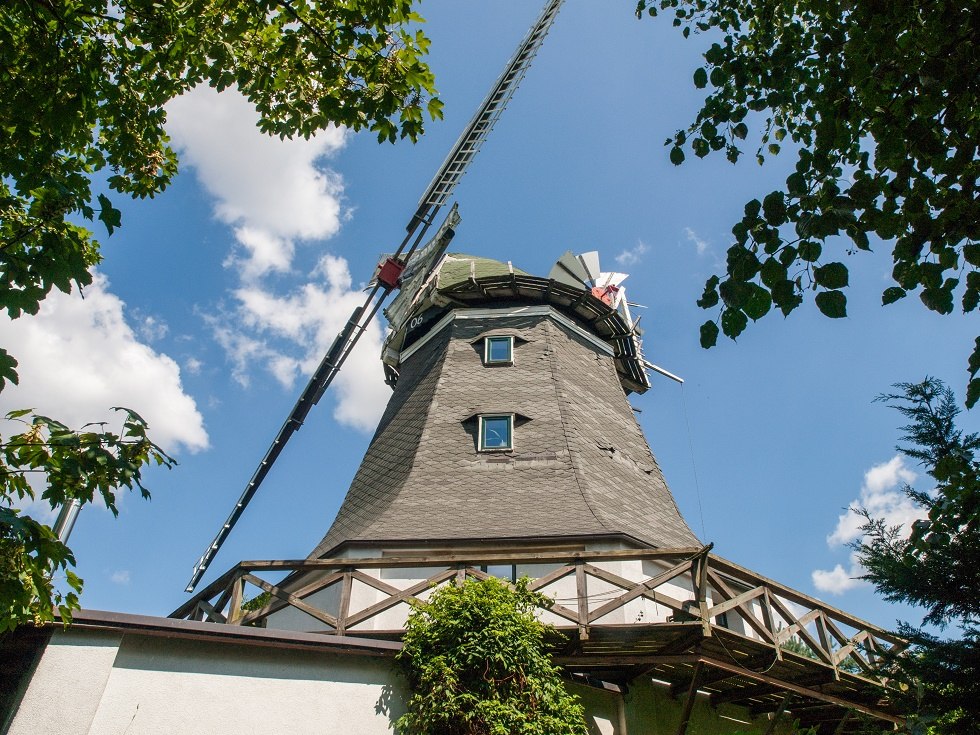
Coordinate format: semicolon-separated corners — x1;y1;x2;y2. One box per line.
185;0;568;593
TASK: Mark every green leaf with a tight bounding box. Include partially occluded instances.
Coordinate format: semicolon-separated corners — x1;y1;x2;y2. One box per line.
963;243;980;267
815;290;847;318
798;241;822;262
0;349;19;389
693;67;708;89
97;194;122;235
696;275;719;308
669;146;685;165
814;262;849;290
721;307;748;338
699;320;719;348
743;284;772;320
882;286;907;305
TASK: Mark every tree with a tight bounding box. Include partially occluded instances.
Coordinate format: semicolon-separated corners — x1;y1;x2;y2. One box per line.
0;0;440;629
0;0;440;359
855;379;980;734
636;1;980;405
1;409;174;632
395;577;588;735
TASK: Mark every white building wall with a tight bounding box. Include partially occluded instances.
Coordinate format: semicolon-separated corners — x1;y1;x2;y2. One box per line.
8;624;790;735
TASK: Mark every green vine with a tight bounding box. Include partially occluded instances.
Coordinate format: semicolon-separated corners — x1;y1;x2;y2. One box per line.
395;576;588;735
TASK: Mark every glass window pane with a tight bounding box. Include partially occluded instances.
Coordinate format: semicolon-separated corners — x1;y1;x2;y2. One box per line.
485;336;512;363
481;416;512;449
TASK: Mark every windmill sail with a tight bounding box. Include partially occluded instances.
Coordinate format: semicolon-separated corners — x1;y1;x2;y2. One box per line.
185;0;568;593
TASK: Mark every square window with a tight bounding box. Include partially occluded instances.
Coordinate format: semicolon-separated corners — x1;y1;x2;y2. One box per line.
479;415;513;451
484;336;513;364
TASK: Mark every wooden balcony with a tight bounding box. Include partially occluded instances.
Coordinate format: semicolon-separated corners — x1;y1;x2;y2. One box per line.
172;546;906;734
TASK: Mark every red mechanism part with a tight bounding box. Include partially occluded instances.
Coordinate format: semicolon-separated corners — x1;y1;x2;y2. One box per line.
377;258;406;290
591;284;620;306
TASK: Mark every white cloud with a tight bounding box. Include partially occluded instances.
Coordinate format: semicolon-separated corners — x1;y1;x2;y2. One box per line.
184;357;203;375
812;552;865;595
615;240;650;267
684;227;709;256
227;256;388;431
827;455;921;546
0;273;208;455
812;455;926;595
166;86;347;280
111;570;131;585
167;87;388;432
135;314;169;343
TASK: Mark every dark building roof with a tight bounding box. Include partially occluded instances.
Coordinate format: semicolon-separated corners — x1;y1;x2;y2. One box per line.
312;259;699;557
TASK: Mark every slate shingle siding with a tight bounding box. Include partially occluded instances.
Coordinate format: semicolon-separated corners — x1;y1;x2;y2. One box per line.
311;311;699;558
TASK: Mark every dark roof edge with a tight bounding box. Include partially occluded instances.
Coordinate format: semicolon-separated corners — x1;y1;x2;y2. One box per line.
324;531;658;557
53;608;400;656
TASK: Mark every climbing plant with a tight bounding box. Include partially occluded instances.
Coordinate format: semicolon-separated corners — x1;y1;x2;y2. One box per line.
395;576;588;735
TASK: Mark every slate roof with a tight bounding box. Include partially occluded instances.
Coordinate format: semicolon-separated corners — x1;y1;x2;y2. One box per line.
311;306;699;558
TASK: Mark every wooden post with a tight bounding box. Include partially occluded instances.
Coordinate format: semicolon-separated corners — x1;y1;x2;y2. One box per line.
337;570;352;635
227;575;245;626
695;552;711;638
674;661;704;735
575;560;589;641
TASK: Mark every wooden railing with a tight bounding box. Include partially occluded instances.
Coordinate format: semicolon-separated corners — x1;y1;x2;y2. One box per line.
171;546;905;682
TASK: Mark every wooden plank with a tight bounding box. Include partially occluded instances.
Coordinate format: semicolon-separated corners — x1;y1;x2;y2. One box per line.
527;564;575;592
344;568;456;628
227;575;245;626
768;598;833;666
350;569;405;597
674;661;704;735
235;547;706;572
242;573;338;629
582;564;688;616
696;654;904;725
337;572;353;636
196;599;227;625
587;560;694;624
170;563;243;619
694;555;711;638
555;653;703;667
575;561;589;640
706;554;904;644
705;570;774;644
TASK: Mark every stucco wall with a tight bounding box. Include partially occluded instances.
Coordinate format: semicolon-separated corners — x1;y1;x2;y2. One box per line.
8;624;787;735
8;629;407;735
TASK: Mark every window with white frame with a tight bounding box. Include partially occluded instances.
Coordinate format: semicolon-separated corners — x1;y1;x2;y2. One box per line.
479;414;513;451
483;335;514;365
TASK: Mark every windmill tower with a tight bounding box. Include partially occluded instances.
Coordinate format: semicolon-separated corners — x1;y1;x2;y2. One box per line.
2;4;908;734
170;5;905;731
311;248;699;561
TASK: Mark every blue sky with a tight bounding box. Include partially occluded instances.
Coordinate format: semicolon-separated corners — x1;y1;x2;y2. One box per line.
2;0;975;630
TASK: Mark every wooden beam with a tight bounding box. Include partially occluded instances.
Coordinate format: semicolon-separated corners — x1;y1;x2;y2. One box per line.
337;572;353;636
705;570;775;644
575;561;589;640
582;564;688;616
241;573;338;629
344;568;456;628
227;575;245;625
674;662;705;735
696;654;903;725
587;559;694;624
